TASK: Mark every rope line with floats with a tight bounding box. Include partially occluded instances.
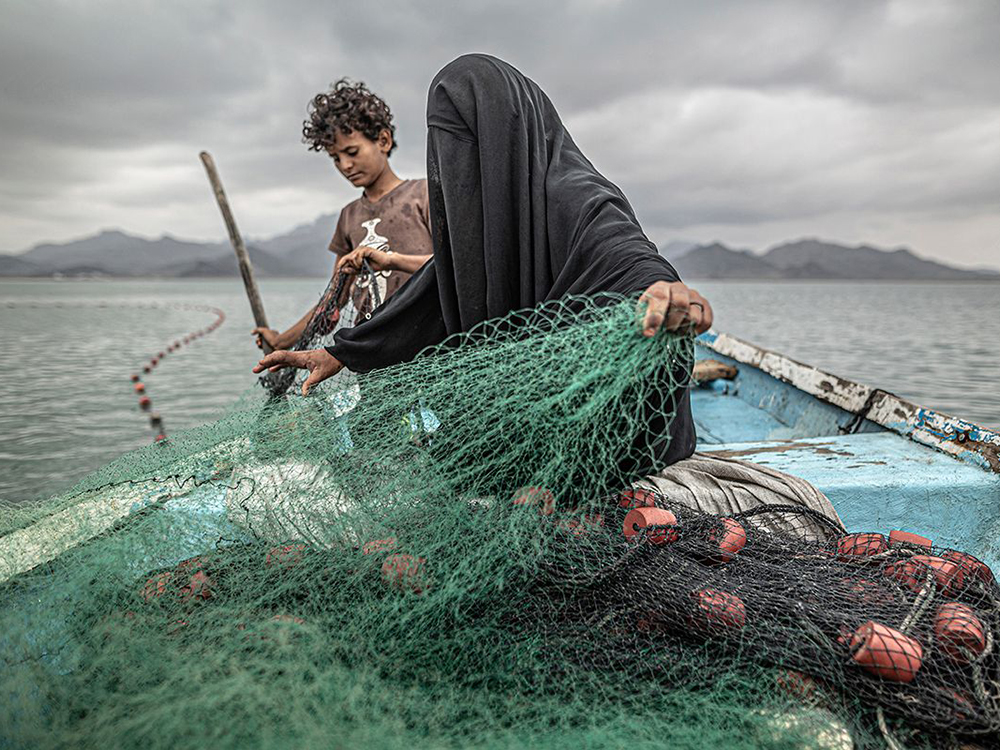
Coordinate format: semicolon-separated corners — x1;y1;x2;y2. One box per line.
2;299;227;444
128;304;226;442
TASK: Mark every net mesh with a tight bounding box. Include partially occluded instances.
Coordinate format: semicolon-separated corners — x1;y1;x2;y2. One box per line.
260;261;381;397
2;294;998;750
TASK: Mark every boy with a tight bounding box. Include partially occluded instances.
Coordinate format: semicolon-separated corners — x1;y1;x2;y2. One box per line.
253;79;433;351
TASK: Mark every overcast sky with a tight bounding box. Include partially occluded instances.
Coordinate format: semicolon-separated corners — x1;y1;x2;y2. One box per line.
2;0;998;267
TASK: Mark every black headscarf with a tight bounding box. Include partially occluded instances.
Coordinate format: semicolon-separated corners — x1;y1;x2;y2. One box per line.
329;53;696;467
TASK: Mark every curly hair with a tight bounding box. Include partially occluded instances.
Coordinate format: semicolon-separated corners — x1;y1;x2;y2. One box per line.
302;79;397;156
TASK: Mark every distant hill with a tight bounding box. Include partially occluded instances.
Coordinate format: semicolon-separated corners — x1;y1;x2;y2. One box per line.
667;239;999;281
760;238;998;280
2;229;319;278
671;242;784;280
3;223;996;281
0;253;49;276
657;239;698;261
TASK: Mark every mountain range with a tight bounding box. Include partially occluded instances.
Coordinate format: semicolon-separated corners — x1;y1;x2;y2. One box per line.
670;239;999;281
1;215;996;281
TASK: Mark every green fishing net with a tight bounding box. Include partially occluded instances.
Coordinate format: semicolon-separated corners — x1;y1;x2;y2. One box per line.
2;294;998;750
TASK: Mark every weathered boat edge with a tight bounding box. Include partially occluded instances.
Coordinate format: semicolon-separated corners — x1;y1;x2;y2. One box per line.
698;330;1000;474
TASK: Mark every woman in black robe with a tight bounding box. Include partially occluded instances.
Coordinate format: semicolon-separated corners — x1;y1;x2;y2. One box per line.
255;53;713;469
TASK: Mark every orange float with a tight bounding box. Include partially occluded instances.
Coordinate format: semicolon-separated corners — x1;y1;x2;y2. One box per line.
942;550;995;587
512;486;556;516
887;555;962;597
775;669;818;701
557;513;604;537
362;537;398;555
139;571;173;601
622;506;678;544
934;603;987;664
618;487;657;509
837;533;887;559
850;621;923;683
179;570;213;600
705;518;747;563
265;543;308;568
381;554;427;594
691;588;746;632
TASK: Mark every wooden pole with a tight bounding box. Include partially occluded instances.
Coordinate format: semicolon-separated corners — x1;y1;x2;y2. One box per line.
199;151;272;354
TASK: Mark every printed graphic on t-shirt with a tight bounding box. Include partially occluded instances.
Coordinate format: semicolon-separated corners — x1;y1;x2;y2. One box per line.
355;218;390;317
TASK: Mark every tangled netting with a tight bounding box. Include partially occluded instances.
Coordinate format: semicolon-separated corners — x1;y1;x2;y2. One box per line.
259;262;380;397
2;295;999;750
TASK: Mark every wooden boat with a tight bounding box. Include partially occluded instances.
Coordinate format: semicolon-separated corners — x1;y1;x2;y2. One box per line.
693;331;1000;571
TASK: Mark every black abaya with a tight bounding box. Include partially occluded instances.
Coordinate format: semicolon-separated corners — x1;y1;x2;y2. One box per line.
328;53;697;467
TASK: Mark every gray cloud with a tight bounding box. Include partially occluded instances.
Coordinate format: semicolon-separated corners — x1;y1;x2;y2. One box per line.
1;0;997;267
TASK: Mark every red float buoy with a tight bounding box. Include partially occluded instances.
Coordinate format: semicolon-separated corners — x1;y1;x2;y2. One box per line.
935;603;987;664
134;383;145;393
265;543;308;568
844;578;897;607
557;513;605;537
887;555;963;597
138;396;152;410
381;553;427;594
512;486;556;516
889;530;933;549
158;351;165;358
618;486;657;509
775;669;818;702
705;518;747;563
130;373;140;382
362;537;398;555
143;365;151;374
150;358;158;366
139;571;173;601
837;533;887;559
623;506;678;544
691;588;746;632
154;433;167;442
179;570;213;600
942;550;995;587
850;621;923;683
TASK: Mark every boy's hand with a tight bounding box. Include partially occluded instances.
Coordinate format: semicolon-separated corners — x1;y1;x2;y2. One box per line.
337;246;393;275
251;327;286;351
252;348;344;396
638;281;713;337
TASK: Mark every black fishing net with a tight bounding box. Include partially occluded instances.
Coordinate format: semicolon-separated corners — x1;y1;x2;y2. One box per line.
259;261;382;398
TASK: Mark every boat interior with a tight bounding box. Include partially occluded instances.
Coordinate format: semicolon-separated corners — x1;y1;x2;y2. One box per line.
694;332;1000;570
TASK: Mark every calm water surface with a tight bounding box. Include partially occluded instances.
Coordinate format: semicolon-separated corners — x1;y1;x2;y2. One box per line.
1;278;997;503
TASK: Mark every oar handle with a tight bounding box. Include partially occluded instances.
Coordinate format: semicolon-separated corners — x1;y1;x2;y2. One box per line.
199;150;272;354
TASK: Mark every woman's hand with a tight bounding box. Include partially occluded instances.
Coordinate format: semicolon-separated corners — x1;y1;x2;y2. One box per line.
638;281;713;337
337;246;393;275
252;348;345;396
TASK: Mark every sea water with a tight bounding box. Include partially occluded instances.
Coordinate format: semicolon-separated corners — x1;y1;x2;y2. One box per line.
1;278;998;503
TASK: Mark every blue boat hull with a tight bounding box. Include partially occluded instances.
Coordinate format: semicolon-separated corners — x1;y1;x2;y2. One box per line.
694;332;1000;570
